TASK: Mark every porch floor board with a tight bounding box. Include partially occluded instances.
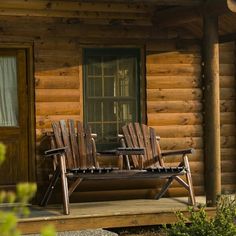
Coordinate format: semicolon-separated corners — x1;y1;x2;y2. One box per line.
18;196;215;234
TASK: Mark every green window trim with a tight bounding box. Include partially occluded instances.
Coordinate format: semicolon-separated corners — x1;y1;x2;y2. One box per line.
83;48;141;151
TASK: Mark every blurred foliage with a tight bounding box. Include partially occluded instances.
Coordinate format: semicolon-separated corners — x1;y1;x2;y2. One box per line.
0;142;56;236
163;195;236;236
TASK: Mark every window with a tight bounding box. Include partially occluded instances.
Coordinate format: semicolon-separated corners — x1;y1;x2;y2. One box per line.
84;48;140;150
0;54;18;127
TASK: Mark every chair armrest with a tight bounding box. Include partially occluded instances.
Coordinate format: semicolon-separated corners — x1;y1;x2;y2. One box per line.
161;148;194;157
44;147;67;157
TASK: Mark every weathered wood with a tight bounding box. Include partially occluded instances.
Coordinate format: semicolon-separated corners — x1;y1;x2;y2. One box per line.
146;64;202;76
147;101;202;113
147;75;202;89
151;125;203;138
148;113;203;126
35;76;80;89
203;14;221;207
147;89;202;101
36;89;80;102
36;102;80;116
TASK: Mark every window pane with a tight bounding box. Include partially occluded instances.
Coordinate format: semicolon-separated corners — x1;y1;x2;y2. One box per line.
118;102;135;123
0;56;18;127
118;57;136;97
103;101;117;122
103;56;116;76
104;76;115;97
87;56;102;76
84;49;140;150
87;77;102;97
87;100;102;122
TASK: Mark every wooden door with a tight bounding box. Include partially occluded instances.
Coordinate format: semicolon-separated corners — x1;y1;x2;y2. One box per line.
0;49;29;190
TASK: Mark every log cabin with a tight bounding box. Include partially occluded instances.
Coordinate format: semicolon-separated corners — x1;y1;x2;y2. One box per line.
0;0;236;224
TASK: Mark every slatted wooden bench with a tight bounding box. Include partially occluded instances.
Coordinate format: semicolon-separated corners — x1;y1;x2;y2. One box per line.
40;120;195;215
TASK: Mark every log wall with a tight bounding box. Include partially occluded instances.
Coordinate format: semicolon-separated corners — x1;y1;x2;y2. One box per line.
0;13;235;202
146;42;205;196
219;42;236;193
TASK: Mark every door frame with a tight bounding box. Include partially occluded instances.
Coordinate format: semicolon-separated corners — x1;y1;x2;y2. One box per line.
0;42;35;183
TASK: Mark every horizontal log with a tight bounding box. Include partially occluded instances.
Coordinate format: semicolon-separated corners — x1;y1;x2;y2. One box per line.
219;52;235;63
221;147;236;160
162;149;204;162
34;39;78;51
147;101;203;113
221;172;236;185
146;64;202;76
220;136;236;148
36;89;80;102
147;75;202;89
221;184;236;194
146;52;201;64
0;20;164;39
35;76;80;89
219;41;235;51
36;102;80;116
152;125;203;138
36;115;81;129
221;148;236;160
221;160;236;172
0;1;150;13
35;67;79;76
220;100;236;112
220;88;236;100
35;54;80;64
146;39;201;52
219;64;235;76
220;124;236;136
0;8;149;20
159;137;203;150
147;89;203;101
148;113;203;126
220;112;236;124
220;76;236;88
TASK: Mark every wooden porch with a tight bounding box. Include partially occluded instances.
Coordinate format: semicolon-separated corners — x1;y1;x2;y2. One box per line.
18;196;215;234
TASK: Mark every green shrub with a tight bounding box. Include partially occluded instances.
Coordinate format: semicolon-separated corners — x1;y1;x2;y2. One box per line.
164;195;236;236
0;142;56;236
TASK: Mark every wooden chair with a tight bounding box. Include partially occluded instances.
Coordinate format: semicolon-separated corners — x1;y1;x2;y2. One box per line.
119;123;195;205
40;119;195;215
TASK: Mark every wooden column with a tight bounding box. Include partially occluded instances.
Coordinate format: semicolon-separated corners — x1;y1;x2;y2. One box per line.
203;14;221;206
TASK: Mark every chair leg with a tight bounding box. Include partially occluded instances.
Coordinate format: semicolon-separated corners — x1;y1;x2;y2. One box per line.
40;166;60;206
183;155;196;206
59;154;70;215
154;177;174;199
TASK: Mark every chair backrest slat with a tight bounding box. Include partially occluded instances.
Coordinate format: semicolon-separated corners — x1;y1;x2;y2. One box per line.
122;123;163;169
84;125;95;168
59;120;74;169
122;125;139;168
77;121;87;168
141;124;153;161
68;119;79;168
134;122;147;161
50;120;97;170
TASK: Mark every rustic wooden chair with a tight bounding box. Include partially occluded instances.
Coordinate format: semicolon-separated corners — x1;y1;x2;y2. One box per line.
119;123;195;205
40;119;194;215
40;119;145;214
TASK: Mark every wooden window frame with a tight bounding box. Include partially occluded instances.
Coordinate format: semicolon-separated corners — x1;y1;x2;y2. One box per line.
83;47;145;150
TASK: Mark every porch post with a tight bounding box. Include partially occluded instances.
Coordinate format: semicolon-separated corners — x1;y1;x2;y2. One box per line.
203;13;221;206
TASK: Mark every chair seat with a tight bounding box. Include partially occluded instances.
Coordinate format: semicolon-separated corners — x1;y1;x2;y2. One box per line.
146;166;186;174
68;167;118;174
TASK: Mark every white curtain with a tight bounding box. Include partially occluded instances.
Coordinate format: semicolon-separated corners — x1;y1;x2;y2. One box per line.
0;56;18;126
